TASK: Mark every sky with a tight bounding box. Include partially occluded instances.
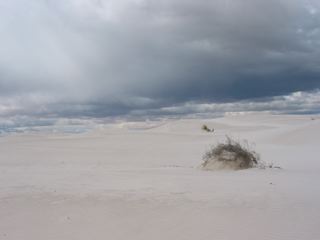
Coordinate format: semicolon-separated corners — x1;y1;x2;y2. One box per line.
0;0;320;122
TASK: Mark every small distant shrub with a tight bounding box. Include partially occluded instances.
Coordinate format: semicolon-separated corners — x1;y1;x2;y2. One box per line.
201;136;259;170
202;124;214;132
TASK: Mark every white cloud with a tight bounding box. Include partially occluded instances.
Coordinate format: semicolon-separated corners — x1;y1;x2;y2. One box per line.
133;90;320;117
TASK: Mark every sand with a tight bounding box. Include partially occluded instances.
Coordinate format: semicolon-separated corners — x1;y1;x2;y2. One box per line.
0;113;320;240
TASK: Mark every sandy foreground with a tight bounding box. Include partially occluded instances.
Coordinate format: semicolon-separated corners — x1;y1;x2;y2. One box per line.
0;113;320;240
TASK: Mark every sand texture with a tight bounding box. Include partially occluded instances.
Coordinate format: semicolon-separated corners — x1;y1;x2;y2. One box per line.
0;113;320;240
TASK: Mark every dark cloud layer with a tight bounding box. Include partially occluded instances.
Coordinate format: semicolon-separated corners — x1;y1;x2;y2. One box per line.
0;0;320;118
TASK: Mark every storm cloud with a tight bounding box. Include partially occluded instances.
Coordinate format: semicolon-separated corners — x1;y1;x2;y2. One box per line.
0;0;320;118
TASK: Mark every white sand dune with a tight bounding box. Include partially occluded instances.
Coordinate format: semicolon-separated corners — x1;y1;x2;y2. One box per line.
0;113;320;240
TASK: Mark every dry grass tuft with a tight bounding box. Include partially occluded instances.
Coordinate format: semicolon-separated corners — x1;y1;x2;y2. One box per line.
202;124;214;132
201;136;260;170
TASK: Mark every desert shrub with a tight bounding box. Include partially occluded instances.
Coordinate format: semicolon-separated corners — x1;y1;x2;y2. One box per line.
202;124;214;132
201;136;260;170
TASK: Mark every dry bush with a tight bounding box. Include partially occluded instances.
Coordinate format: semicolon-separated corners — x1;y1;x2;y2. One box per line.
202;124;214;132
201;136;260;170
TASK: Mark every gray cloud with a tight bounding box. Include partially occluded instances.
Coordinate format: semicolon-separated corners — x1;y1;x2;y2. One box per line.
0;0;320;118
